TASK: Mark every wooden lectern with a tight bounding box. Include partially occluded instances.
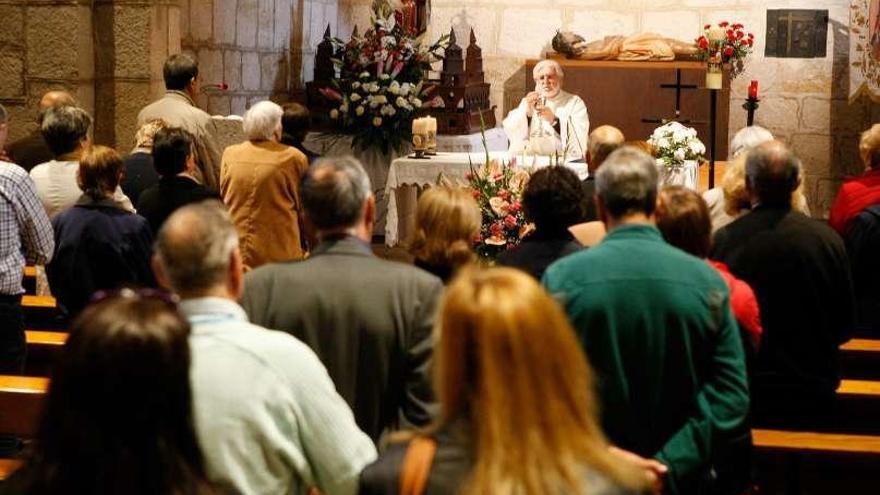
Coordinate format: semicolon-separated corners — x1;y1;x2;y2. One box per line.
525;58;730;159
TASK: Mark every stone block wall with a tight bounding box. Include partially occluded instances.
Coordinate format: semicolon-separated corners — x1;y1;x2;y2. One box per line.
0;0;95;145
180;0;337;115
337;0;880;217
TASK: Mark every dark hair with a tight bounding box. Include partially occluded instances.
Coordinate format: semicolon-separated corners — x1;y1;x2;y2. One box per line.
745;141;801;207
301;156;372;230
78;145;123;200
280;103;311;145
11;295;212;495
595;147;658;218
523;166;585;233
41;106;92;157
163;54;199;92
656;186;712;258
152;127;194;177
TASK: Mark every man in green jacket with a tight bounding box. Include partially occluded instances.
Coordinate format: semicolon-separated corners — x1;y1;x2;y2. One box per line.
543;147;750;494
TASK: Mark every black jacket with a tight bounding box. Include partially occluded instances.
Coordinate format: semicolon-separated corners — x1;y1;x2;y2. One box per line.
121;151;159;205
712;206;855;425
843;204;880;336
136;175;218;234
496;229;583;280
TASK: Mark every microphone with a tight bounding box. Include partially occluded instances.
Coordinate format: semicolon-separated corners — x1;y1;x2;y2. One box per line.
201;83;228;93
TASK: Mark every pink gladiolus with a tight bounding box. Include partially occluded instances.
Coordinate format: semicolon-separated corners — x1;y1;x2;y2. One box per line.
391;61;404;78
319;87;343;101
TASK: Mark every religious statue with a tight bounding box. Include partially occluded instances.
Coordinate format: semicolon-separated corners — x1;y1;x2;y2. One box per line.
502;59;589;171
552;31;698;61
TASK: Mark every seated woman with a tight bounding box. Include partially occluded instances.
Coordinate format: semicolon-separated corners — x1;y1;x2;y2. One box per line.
221;101;309;269
47;146;155;318
360;268;653;495
656;185;762;353
497;166;584;279
4;293;214;494
407;186;480;284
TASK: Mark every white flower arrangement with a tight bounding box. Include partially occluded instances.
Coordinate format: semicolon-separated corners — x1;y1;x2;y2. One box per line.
647;121;706;171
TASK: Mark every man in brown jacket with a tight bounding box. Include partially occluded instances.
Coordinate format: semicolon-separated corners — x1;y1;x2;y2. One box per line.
137;54;222;191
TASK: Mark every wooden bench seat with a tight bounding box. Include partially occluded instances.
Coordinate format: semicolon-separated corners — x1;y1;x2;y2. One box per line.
22;295;63;330
0;375;48;438
24;331;67;376
840;339;880;379
753;429;880;455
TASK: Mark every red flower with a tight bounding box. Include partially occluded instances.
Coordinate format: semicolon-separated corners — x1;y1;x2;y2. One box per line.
471;189;480;200
490;222;503;236
698;36;709;49
748;32;754;39
504;215;518;229
509;201;522;213
719;21;729;27
704;24;711;29
732;23;743;29
746;38;753;47
498;189;510;200
465;172;473;180
736;30;745;39
724;46;735;57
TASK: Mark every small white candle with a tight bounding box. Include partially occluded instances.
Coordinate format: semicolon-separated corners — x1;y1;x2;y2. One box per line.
412;118;427;135
705;72;723;90
426;116;437;133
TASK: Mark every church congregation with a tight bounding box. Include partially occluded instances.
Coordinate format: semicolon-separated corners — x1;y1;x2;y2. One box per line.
3;1;880;493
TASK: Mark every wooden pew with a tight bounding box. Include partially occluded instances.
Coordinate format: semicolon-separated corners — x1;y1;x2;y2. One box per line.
840;339;880;380
22;295;63;330
0;375;48;438
21;266;36;295
24;331;67;376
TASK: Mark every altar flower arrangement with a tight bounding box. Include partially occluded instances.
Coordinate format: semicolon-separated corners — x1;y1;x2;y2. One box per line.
322;0;447;153
694;21;754;78
466;159;531;259
648;122;706;188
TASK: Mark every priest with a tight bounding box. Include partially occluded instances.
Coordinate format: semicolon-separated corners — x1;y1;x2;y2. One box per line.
502;59;590;176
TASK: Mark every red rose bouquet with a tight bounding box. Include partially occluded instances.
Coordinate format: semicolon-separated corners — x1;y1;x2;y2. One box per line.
694;21;754;78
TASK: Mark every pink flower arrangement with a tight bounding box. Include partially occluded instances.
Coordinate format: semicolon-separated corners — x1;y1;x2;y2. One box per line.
467;157;532;259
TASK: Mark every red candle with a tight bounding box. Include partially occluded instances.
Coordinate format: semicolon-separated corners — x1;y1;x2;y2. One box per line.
748;80;759;99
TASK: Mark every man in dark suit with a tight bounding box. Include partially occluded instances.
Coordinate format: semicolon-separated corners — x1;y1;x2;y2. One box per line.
712;140;855;429
241;156;443;443
136;127;217;234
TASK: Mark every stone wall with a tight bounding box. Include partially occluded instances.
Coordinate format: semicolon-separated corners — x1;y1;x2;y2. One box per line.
180;0;338;116
0;0;95;145
0;0;180;153
337;0;880;217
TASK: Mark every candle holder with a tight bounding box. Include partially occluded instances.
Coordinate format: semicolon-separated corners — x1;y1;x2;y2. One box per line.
743;96;760;126
426;129;437;155
409;133;430;159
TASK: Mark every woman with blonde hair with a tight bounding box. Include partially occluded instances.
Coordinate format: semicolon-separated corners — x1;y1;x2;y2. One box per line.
407;186;480;283
359;268;653;495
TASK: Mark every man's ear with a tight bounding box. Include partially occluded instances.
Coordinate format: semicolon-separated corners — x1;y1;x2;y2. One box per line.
596;195;608;226
363;195;376;229
152;255;172;291
228;247;245;300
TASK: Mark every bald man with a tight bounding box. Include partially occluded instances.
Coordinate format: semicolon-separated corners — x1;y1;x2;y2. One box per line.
582;125;625;221
6;90;77;171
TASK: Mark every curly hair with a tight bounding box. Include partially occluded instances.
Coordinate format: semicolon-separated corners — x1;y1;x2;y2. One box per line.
523;166;586;232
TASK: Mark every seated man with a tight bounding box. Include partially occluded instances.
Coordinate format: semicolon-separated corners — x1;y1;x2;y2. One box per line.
502;59;589;173
137;127;218;234
153;201;376;495
137;54;221;191
241;156;443;442
829;123;880;235
543;147;750;494
47;146;155;318
712;141;855;428
281;102;319;163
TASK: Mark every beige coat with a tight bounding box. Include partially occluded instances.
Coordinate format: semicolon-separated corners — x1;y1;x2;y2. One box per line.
221;140;308;269
137;91;222;191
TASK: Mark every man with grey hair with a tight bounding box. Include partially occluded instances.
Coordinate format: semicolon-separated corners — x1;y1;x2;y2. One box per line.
153;200;376;495
712;140;854;429
0;104;53;375
242;156;443;442
30;105;133;218
138;54;221;191
502;58;590;168
544;147;749;494
583;125;625;221
6;90;77;171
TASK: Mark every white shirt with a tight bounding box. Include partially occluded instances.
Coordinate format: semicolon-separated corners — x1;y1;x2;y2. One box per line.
29;159;134;218
502;89;590;177
181;297;377;495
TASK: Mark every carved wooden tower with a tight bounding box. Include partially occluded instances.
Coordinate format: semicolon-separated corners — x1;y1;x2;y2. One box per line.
432;28;495;134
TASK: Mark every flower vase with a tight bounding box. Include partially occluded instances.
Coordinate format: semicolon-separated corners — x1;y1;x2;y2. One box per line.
657;159;699;190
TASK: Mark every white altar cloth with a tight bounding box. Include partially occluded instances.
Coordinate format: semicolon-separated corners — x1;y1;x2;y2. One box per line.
385;151;565;246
